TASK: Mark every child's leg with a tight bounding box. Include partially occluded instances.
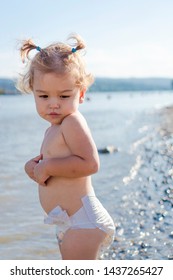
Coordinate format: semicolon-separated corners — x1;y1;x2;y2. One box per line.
60;228;107;260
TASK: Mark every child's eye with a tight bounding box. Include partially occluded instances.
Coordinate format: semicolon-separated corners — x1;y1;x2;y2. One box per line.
60;95;70;99
39;95;48;99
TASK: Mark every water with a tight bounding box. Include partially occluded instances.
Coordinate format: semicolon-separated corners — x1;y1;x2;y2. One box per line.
1;91;173;260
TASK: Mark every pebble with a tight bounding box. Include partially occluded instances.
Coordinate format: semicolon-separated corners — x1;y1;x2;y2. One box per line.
98;145;118;154
169;232;173;239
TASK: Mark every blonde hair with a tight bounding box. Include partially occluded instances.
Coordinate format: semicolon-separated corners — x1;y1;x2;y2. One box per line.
17;34;94;93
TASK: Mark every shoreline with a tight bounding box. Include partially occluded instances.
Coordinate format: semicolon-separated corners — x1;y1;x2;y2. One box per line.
104;105;173;260
159;105;173;135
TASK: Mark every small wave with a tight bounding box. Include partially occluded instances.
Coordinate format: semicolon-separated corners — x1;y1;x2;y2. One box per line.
123;155;143;185
131;135;151;152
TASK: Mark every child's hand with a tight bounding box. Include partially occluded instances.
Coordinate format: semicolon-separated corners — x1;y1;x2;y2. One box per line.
24;155;43;182
33;159;50;186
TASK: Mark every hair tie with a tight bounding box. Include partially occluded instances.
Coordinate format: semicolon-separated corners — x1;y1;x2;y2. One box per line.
71;47;77;53
36;46;42;52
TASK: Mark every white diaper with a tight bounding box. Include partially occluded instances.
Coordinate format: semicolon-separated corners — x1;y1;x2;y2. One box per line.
44;194;115;256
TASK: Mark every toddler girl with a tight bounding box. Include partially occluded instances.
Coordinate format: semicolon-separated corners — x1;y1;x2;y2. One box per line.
18;34;115;260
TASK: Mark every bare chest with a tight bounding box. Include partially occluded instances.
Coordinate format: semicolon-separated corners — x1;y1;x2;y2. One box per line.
41;125;70;158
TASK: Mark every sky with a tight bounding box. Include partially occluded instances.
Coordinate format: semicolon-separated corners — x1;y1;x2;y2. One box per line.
1;0;173;79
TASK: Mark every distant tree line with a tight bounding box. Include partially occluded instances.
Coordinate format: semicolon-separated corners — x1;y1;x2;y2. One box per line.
0;77;173;95
89;77;173;92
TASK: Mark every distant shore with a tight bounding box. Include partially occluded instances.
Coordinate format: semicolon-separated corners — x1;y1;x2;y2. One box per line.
0;77;173;95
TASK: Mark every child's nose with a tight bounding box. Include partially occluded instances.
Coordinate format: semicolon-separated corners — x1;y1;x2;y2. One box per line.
49;98;60;109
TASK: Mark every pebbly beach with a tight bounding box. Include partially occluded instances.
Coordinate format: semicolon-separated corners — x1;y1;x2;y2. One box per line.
103;105;173;260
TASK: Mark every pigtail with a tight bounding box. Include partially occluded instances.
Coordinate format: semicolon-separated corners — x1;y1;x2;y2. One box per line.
75;35;86;51
67;33;86;53
20;39;38;63
66;33;94;89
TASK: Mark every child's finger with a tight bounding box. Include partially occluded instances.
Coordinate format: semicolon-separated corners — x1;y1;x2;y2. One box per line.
33;155;42;163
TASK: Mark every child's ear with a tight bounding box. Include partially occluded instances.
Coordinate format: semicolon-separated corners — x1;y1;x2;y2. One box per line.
79;88;86;104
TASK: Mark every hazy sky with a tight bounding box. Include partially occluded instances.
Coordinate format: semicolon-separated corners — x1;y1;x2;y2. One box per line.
1;0;173;78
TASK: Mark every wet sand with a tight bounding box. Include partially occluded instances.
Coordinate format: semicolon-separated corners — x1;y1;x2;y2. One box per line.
103;106;173;260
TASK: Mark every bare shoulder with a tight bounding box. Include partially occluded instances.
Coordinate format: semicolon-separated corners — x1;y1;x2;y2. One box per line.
61;112;89;133
60;111;97;155
60;112;99;171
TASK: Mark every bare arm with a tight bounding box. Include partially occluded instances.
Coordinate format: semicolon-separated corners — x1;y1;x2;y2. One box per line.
33;113;100;185
24;154;43;182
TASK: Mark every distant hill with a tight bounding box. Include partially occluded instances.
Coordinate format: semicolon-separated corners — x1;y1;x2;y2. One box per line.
0;78;19;95
0;77;173;95
89;77;173;92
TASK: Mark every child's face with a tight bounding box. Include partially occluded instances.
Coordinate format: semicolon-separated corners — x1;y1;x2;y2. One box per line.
32;71;85;125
